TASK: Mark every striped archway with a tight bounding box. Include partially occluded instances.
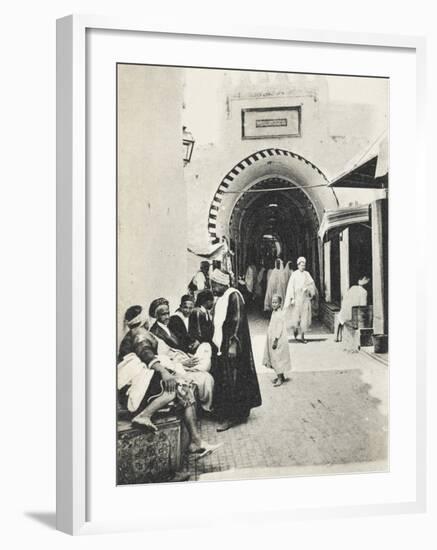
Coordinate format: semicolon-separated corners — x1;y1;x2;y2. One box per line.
207;148;337;244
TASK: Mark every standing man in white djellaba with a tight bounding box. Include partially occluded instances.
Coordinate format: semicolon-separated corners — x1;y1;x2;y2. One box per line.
284;256;316;343
264;258;286;312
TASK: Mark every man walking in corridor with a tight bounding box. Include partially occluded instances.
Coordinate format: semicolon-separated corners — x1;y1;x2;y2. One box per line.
210;269;262;432
284;256;316;343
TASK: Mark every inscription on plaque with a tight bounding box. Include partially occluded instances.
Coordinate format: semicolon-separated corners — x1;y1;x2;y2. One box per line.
256;118;288;128
242;106;301;139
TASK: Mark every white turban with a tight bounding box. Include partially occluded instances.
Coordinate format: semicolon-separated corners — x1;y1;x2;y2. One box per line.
211;269;230;286
297;256;306;266
125;307;148;329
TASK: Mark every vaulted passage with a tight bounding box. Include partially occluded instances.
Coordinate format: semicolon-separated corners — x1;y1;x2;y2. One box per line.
206;149;339;293
229;177;322;286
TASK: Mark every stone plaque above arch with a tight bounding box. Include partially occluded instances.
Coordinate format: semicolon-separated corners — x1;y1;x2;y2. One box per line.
242;106;302;139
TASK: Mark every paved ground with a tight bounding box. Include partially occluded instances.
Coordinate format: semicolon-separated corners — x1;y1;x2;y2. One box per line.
182;311;389;482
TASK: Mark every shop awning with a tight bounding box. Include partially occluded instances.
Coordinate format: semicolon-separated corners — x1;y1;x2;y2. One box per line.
329;134;388;189
187;241;224;259
318;205;370;240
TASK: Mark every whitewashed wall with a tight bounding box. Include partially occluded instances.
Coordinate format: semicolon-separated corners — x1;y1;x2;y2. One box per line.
183;69;388;254
118;65;188;338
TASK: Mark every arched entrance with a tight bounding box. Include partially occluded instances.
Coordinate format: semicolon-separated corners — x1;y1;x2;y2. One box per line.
207;149;339;292
229;177;321;283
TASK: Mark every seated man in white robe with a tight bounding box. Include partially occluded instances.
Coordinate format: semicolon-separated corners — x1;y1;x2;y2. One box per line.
156;337;214;413
118;304;221;459
149;298;214;413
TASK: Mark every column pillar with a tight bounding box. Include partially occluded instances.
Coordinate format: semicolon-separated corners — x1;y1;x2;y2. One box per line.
340;228;350;299
311;237;317;284
317;239;324;296
371;199;385;334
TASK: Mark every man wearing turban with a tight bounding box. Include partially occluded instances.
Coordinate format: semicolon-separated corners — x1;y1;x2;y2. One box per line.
117;304;221;460
189;260;211;297
149;297;215;413
210;269;262;432
284;257;316;343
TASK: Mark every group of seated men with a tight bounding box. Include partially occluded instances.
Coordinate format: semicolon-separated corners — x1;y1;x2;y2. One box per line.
117;290;221;460
117;263;262;462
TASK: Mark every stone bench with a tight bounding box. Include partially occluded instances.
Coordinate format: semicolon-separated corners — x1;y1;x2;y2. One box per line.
117;408;189;485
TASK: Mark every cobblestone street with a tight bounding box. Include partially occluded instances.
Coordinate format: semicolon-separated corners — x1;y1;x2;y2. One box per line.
183;312;388;481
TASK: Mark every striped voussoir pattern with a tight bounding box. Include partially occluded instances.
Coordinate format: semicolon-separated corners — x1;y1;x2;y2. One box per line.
207;148;328;243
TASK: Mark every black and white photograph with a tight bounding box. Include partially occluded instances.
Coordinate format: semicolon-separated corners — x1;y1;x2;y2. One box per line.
2;0;435;543
116;63;389;485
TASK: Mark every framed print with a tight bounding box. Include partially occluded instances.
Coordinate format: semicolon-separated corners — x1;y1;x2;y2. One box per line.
56;15;427;535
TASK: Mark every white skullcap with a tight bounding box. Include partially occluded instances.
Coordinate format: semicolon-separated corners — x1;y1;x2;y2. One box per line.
297;256;306;266
211;269;231;286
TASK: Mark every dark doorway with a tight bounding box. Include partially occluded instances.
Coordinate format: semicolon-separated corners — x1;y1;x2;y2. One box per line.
228;177;320;290
349;224;373;304
330;234;341;306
